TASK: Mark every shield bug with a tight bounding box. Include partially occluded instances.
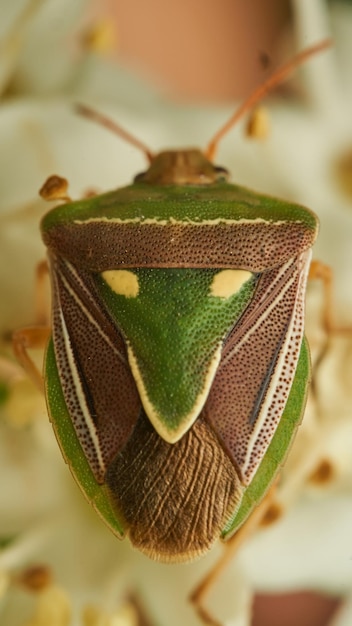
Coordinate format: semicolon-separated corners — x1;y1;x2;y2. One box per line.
13;41;330;566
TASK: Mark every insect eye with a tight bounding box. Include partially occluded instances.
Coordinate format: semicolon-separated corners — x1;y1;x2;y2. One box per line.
213;166;229;181
134;171;146;183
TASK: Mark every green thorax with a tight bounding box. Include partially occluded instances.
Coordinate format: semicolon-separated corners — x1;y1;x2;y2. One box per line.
41;150;317;231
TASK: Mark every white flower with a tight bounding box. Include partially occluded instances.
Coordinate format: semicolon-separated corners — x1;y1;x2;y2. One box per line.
0;0;88;96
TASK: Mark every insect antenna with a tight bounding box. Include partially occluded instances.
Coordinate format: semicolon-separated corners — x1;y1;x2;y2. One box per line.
205;39;332;161
75;103;154;163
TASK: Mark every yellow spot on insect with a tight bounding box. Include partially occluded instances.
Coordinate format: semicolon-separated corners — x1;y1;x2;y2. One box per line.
102;270;139;298
210;269;252;299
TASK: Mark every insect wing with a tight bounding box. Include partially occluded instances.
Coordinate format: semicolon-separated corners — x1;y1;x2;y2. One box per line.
204;249;311;485
48;253;141;485
222;336;310;538
44;339;127;537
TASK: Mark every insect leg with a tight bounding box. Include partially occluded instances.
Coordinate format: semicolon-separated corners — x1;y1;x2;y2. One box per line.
12;326;50;392
35;259;51;326
189;483;278;626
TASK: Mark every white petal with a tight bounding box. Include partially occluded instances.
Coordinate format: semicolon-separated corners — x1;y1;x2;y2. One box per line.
240;493;352;594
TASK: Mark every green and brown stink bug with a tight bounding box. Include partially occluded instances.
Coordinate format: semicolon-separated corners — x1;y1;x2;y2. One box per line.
13;41;330;565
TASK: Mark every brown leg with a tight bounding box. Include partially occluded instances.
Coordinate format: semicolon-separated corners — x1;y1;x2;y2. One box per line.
306;259;352;491
11;257;51;393
189;483;278;626
308;260;352;391
0;355;25;385
12;327;51;393
309;260;334;331
309;260;351;334
35;259;51;326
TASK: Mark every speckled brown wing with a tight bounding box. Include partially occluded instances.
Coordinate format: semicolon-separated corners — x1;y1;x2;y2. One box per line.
49;253;141;483
204;250;311;484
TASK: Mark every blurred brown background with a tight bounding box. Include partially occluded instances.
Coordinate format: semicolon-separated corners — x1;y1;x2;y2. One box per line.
89;0;292;101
